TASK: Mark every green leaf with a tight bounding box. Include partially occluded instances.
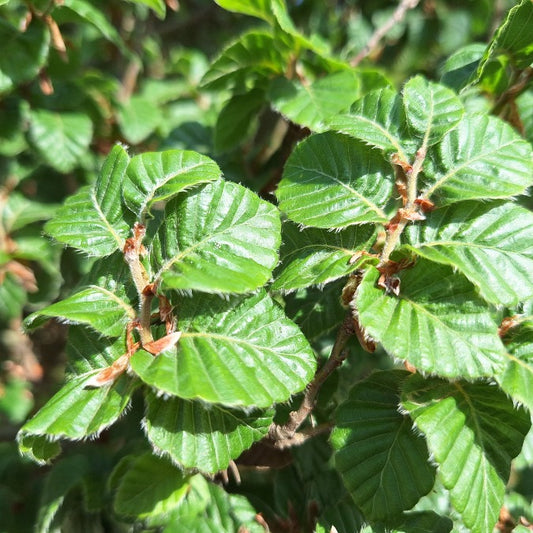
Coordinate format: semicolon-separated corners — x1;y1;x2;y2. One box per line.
402;76;464;145
117;95;163;145
355;262;506;379
422;114;533;204
28;110;93;173
476;0;533;80
131;290;316;407
113;453;190;518
316;495;366;533
405;201;533;306
401;375;531;533
123;149;220;220
2;192;57;233
440;43;486;92
213;0;274;24
144;390;273;473
284;280;347;341
497;321;533;412
125;0;166;19
45;145;132;256
152;179;281;293
0;272;26;324
272;221;375;291
200;31;289;90
276;132;394;228
389;511;453;533
0;19;49;93
326;88;412;159
331;370;435;523
269;70;360;131
17;373;137;447
36;455;90;533
17;435;61;466
61;0;129;54
214;89;265;152
24;286;136;337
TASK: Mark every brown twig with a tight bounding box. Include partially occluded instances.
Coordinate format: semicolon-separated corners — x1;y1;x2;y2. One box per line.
268;312;354;445
350;0;420;67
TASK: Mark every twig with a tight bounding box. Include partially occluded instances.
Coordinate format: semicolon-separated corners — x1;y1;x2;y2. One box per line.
350;0;420;67
268;313;354;444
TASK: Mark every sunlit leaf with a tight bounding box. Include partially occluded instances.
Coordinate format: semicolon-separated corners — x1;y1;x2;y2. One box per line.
213;0;274;24
152;179;280;293
276;132;394;228
117;95;162;144
131;290;316;407
355;262;506;379
144;391;273;473
401;375;531;533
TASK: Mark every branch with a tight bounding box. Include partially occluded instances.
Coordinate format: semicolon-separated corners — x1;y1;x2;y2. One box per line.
268;312;354;444
350;0;420;67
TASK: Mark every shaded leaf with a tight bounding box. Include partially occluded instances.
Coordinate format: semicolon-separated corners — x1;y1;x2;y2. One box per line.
113;453;190;518
131;290;316;407
2;192;57;233
124;149;220;220
124;0;165;18
440;43;486;92
331;370;435;522
28;110;93;173
276;132;394;228
402;76;464;145
327;88;412;159
17;435;61;466
144;390;273;473
45;145;132;256
201;31;289;90
355;262;506;379
404;200;533;306
401;375;531;533
272;221;375;291
269;70;360;131
422;114;533;204
152;179;280;293
0;19;49;93
117;95;162;145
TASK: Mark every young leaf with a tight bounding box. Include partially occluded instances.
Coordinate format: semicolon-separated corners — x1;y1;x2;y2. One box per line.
269;70;360;131
143;390;273;473
422;114;533;204
17;373;137;448
131;290;316;407
326;88;412;159
24;285;136;338
45;145;132;256
17;435;61;466
272;222;375;291
331;370;435;523
152;179;281;294
28;110;93;173
123;149;220;220
404;200;533;306
497;320;533;412
113;453;190;519
355;262;506;379
200;31;289;90
401;375;531;533
276;132;394;228
402;76;464;145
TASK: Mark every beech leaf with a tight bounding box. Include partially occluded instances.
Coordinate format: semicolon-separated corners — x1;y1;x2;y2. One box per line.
355;262;506;379
276;132;394;228
401;375;531;533
131;290;316;407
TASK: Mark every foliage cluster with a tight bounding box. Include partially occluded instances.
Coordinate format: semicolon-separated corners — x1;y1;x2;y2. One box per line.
1;0;533;532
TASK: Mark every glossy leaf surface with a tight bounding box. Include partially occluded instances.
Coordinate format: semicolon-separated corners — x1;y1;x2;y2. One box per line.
152;179;280;293
276;132;394;228
144;391;273;473
355;263;506;379
131;290;316;407
401;375;531;533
